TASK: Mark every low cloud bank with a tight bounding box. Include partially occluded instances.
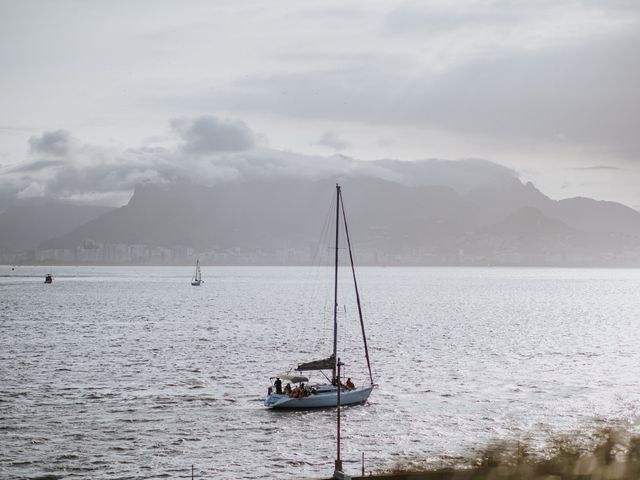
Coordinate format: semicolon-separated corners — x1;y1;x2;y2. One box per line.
0;115;519;207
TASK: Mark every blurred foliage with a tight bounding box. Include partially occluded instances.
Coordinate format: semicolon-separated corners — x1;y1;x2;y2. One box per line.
374;426;640;480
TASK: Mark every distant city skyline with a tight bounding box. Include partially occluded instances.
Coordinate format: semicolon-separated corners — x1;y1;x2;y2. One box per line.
1;1;639;209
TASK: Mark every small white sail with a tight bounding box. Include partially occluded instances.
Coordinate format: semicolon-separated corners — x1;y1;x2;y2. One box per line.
191;259;202;286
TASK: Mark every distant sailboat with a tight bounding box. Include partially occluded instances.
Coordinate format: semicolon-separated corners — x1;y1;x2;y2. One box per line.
264;184;375;409
191;259;203;286
44;273;53;284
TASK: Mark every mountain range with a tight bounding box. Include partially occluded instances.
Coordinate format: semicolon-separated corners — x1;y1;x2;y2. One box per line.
0;201;113;252
3;159;640;266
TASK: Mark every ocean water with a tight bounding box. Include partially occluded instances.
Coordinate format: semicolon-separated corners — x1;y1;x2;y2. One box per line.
1;265;640;479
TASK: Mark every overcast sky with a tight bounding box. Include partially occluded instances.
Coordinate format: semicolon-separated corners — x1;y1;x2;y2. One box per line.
1;0;639;208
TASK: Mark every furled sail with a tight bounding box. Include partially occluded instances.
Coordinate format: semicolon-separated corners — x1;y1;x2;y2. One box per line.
296;354;335;371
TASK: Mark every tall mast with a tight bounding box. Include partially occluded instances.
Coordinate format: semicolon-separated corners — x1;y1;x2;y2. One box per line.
332;184;340;382
340;188;374;385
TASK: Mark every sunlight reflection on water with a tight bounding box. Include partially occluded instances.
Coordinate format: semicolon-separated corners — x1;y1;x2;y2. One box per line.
1;266;640;479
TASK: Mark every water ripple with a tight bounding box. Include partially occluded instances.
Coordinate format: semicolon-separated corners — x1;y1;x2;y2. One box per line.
1;266;640;479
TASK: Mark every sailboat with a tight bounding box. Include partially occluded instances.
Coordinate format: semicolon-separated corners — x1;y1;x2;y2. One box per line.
264;184;375;409
191;259;203;286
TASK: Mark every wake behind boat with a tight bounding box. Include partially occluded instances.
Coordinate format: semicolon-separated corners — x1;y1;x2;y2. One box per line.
264;184;375;409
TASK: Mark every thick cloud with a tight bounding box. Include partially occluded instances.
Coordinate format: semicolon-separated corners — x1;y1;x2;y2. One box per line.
317;131;350;150
124;2;637;167
201;28;640;162
572;166;621;171
0;116;523;207
1;141;180;206
0;117;304;205
28;130;73;157
402;32;640;159
1;2;639;209
6;159;65;174
171;116;256;154
375;158;519;193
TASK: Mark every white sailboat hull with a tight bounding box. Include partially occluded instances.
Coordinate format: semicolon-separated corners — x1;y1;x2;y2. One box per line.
264;385;373;409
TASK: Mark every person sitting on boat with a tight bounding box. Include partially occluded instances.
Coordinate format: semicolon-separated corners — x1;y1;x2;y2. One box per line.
284;383;291;395
274;377;282;395
346;378;355;390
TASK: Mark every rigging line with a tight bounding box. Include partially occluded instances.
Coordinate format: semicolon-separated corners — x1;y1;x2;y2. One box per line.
300;191;335;350
311;193;336;267
318;193;337;350
339;187;374;386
